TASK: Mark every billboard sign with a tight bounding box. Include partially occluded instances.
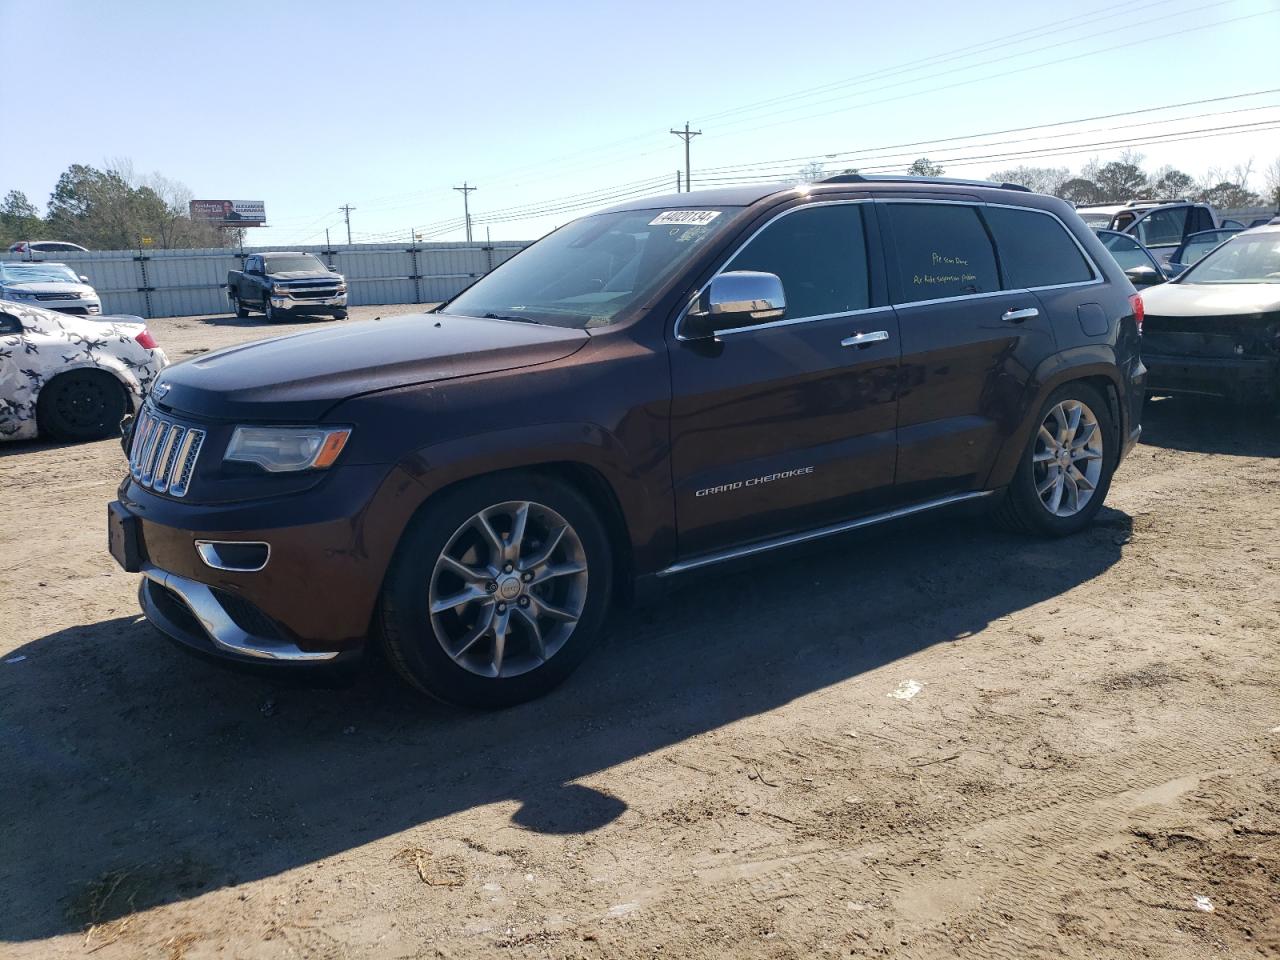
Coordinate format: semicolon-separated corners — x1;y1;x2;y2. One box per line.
190;200;266;226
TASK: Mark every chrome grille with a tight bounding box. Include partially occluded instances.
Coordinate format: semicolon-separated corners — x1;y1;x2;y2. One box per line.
128;407;205;498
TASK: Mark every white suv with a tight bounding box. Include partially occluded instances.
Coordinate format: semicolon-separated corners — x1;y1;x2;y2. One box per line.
1076;200;1218;263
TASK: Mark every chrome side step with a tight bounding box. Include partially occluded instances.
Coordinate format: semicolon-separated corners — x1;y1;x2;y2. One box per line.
657;490;995;578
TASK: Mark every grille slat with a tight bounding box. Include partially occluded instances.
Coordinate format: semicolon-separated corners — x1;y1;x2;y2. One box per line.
128;407;205;499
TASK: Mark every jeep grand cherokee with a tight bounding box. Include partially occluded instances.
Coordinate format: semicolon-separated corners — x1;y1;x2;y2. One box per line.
109;176;1146;707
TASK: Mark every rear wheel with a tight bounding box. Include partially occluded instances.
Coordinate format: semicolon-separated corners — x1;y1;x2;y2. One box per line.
37;369;128;442
380;473;612;708
994;381;1116;537
230;293;249;318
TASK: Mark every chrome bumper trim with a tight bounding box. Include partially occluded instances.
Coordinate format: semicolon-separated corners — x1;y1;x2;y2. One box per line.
141;564;338;662
657;490;996;577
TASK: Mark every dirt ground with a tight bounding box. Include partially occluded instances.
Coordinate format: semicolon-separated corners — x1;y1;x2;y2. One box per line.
1;306;1278;960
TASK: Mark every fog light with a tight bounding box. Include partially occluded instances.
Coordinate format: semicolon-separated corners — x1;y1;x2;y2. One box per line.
195;540;271;572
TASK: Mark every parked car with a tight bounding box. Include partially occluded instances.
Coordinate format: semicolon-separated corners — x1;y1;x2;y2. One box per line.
0;261;102;316
1164;227;1243;277
7;240;89;256
110;176;1145;706
1;300;167;442
1076;200;1219;264
1140;223;1280;404
227;252;347;321
1097;229;1168;287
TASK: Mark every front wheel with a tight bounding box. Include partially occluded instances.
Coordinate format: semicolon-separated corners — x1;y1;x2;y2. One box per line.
380;473;613;708
333;309;348;320
264;297;284;322
994;381;1117;537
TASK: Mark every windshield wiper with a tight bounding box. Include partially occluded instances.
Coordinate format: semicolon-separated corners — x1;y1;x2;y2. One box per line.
482;312;541;324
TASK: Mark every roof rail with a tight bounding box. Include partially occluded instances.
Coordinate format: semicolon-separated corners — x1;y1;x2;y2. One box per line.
818;173;1031;192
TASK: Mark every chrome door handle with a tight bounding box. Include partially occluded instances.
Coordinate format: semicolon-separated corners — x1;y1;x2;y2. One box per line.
840;330;890;348
1002;307;1039;323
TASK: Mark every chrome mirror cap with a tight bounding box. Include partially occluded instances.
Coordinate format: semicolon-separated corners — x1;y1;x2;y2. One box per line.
683;270;786;339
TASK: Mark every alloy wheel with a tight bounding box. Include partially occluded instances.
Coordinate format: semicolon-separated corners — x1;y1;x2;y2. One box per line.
1032;399;1104;518
428;500;589;679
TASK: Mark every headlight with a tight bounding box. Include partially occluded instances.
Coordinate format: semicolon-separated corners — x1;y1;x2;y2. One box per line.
224;426;351;472
272;284;288;294
5;289;38;300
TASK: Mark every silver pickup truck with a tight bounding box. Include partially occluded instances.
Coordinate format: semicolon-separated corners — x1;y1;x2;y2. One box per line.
227;252;348;322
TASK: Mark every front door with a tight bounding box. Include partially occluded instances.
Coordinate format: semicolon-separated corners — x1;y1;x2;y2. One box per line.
668;201;901;559
878;199;1060;501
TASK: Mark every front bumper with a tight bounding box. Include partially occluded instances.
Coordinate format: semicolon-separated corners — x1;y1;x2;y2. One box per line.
113;461;423;662
1145;352;1279;401
140;565;342;662
269;293;347;314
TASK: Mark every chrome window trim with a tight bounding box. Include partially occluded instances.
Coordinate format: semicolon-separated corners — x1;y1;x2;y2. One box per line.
674;196;1107;341
876;197;1104;303
674;199;874;341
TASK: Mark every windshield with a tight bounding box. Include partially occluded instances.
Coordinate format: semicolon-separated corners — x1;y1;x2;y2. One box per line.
0;263;80;284
1178;233;1280;284
263;255;327;273
438;207;742;328
1078;212;1113;227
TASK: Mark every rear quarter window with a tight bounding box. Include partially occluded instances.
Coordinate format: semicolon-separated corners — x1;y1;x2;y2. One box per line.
884;203;1000;304
982;206;1094;288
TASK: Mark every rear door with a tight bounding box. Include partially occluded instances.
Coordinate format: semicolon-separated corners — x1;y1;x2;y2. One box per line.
667;200;901;558
879;199;1056;501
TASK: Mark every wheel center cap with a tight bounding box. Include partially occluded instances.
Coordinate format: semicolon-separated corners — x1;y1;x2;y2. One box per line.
497;576;522;601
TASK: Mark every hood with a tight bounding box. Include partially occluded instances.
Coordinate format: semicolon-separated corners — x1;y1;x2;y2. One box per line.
267;269;343;281
1141;282;1280;318
155;312;588;421
0;281;96;297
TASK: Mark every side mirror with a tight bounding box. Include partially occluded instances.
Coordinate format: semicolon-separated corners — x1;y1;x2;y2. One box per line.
79;275;90;283
681;270;786;340
1124;265;1163;287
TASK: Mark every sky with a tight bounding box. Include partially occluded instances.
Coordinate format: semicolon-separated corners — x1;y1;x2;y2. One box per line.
3;0;1279;247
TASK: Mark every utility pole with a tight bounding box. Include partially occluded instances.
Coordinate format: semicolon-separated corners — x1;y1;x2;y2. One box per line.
670;122;702;192
676;170;682;193
453;182;478;242
339;204;356;244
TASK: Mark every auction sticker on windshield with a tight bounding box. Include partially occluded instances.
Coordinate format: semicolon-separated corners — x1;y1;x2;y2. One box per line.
649;210;722;226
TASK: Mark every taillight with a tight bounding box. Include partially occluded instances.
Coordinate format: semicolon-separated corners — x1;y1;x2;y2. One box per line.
1128;293;1144;335
135;329;158;350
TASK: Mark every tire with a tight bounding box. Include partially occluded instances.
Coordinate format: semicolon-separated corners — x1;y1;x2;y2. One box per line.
37;369;128;442
380;472;613;708
993;381;1117;538
333;309;348;320
231;293;249;318
263;296;283;322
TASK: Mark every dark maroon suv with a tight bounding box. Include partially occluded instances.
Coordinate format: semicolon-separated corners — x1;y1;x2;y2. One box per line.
109;176;1146;706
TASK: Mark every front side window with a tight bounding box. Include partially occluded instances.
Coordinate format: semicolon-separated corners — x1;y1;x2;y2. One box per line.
440;206;741;328
884;203;999;304
1135;208;1188;246
724;203;870;319
983;206;1093;288
1099;231;1158;273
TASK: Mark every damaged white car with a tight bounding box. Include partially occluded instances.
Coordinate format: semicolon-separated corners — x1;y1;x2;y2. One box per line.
0;299;168;442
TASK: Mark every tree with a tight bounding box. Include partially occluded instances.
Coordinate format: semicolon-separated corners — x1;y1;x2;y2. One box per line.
793;161;826;184
1084;152;1149;203
907;157;944;177
1264;157;1280;209
1056;178;1103;205
43;160;228;250
988;165;1069;195
0;190;43;247
1150;165;1194;199
1193;162;1262;209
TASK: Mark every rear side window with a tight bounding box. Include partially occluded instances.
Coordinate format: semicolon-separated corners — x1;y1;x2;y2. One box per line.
884;203;999;304
1135;207;1188;246
983;206;1094;288
727;204;870;319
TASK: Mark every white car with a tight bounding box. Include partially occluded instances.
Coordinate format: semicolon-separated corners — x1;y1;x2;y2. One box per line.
0;299;168;442
0;261;102;316
1140;224;1280;404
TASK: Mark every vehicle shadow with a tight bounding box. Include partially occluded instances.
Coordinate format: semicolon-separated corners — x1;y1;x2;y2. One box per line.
0;507;1131;941
198;312;340;328
1140;395;1280;456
